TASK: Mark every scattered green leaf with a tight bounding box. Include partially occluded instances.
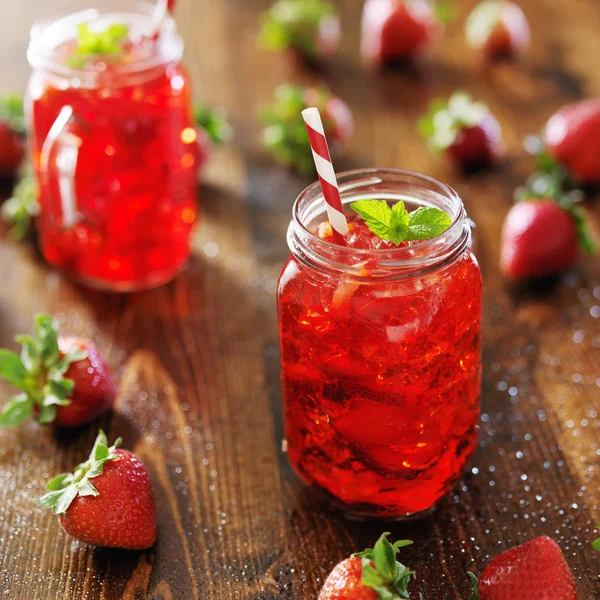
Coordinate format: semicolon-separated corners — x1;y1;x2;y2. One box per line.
593;524;600;552
468;572;479;600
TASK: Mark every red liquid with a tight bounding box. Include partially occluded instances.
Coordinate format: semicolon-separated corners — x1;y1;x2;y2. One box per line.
278;216;482;517
28;40;197;289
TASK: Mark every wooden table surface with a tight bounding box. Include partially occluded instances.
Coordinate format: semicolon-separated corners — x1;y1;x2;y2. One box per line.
1;0;600;598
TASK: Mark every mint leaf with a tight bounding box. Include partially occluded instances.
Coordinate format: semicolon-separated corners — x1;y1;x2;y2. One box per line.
194;104;233;146
0;94;25;135
350;200;392;239
1;163;39;240
406;206;453;241
435;2;456;24
593;525;600;552
0;349;27;386
68;23;129;67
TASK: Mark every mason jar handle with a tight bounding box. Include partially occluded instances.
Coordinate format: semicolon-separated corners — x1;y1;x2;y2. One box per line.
40;105;83;229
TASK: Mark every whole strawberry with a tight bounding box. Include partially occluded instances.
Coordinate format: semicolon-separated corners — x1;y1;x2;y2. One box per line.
0;94;26;177
37;431;157;550
419;92;505;171
0;315;116;428
543;98;600;184
319;533;418;600
465;1;531;58
501;198;586;280
260;84;352;175
470;536;578;600
361;0;445;67
259;0;341;60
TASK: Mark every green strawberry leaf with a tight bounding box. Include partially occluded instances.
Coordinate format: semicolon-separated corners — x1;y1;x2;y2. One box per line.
593;525;600;552
373;533;398;582
350;200;452;245
37;430;121;514
194;104;233;146
0;349;27;386
258;0;337;57
435;2;456;25
37;403;57;425
355;533;415;600
1;163;39;240
0;393;33;427
468;572;479;600
0;94;26;135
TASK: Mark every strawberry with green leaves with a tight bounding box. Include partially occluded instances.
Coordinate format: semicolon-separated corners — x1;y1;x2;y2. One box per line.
319;533;420;600
259;0;340;61
0;315;116;428
37;430;157;550
465;1;531;59
0;94;26;176
419;92;505;171
501;172;594;280
361;0;451;68
469;536;577;600
542;98;600;184
260;85;352;176
193;103;233;174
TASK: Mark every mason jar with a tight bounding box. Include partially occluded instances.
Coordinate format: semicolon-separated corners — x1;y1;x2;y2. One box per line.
26;1;197;290
278;169;482;519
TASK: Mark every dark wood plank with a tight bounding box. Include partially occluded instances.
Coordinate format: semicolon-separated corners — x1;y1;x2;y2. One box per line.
0;0;599;598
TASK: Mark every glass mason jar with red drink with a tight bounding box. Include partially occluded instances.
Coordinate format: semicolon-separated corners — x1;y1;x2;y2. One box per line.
26;1;197;290
278;169;482;519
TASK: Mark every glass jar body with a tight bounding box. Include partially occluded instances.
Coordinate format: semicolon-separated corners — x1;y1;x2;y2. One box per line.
26;5;197;290
277;169;482;518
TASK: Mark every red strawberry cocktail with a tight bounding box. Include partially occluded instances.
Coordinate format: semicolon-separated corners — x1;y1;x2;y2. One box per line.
278;169;482;518
26;3;197;290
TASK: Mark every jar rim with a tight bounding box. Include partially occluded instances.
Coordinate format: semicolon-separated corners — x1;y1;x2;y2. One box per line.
27;1;183;85
289;168;471;279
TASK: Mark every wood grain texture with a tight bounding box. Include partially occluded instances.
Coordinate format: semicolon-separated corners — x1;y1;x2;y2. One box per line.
0;0;599;598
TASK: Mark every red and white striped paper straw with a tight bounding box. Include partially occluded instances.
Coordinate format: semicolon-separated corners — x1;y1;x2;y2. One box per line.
302;107;348;245
150;0;169;39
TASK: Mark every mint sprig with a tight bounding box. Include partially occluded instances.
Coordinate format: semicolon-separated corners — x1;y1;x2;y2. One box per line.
67;23;129;68
354;533;416;599
194;104;233;146
259;0;337;57
418;92;490;152
1;163;39;240
0;315;87;427
37;431;121;514
350;199;453;245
